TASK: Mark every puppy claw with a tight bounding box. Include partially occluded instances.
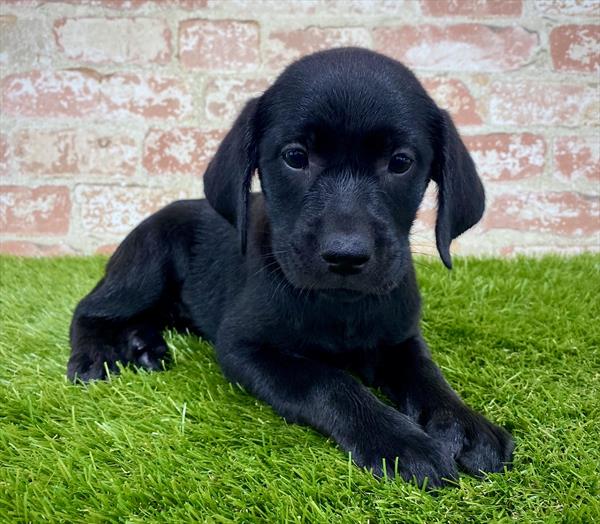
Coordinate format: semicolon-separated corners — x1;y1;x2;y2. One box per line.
136;351;166;371
129;335;146;353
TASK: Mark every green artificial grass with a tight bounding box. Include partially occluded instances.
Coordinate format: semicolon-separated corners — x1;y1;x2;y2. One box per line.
1;254;599;523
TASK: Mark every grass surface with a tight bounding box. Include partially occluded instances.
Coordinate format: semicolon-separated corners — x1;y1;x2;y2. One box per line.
1;254;599;523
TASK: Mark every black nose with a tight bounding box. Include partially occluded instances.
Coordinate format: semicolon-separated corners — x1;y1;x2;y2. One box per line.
320;235;372;275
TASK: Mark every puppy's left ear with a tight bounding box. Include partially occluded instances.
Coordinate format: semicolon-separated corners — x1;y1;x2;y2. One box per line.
431;109;485;269
203;98;259;254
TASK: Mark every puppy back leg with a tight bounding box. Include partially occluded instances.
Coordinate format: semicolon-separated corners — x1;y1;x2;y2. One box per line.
68;202;194;382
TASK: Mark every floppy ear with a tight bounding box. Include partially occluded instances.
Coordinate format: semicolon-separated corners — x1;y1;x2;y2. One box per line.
431;109;485;269
203;98;259;254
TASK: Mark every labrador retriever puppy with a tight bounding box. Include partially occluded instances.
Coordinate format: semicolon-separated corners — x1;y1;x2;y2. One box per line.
68;48;514;488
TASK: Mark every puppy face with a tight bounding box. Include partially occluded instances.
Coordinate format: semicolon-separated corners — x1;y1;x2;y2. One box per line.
256;51;439;294
204;48;485;295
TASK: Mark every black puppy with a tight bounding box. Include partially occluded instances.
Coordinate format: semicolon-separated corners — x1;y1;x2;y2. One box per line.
68;48;514;488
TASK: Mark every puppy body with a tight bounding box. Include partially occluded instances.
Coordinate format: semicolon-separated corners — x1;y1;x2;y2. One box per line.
69;48;513;488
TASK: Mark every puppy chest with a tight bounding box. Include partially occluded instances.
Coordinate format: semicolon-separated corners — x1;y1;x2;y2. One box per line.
291;313;386;354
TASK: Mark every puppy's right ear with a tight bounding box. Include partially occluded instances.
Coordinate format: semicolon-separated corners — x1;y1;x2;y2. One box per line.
204;98;259;254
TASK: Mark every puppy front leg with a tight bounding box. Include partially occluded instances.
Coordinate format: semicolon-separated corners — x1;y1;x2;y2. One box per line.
375;337;514;476
217;342;457;488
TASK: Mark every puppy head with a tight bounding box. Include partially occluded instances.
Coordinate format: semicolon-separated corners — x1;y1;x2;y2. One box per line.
204;48;484;295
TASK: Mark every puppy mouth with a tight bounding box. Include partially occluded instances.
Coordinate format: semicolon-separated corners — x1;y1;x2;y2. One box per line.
277;250;401;297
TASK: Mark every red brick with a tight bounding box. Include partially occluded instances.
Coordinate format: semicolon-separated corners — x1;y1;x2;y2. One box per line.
0;241;76;256
322;0;416;14
265;27;371;69
534;0;600;16
2;70;99;118
0;16;54;70
554;136;600;182
485;192;599;236
37;0;141;6
0;134;9;177
143;128;223;175
179;19;259;70
204;77;270;123
100;0;207;8
14;129;137;176
421;0;522;16
464;134;546;181
373;24;538;72
210;0;314;13
170;0;208;6
53;17;172;65
0;0;40;5
102;73;193;118
95;243;118;255
0;185;71;235
422;78;482;126
550;25;600;73
489;81;598;126
1;70;192;119
98;0;149;7
74;185;187;235
38;0;206;7
414;186;437;228
203;0;413;15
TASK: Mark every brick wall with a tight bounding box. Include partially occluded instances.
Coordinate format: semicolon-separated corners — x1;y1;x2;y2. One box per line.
0;0;598;257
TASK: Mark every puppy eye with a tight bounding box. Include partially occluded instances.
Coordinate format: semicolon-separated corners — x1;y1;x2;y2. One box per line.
388;153;414;175
282;148;308;170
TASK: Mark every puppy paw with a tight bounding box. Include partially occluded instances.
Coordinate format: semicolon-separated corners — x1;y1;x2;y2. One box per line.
67;344;119;382
67;324;170;382
425;408;514;476
353;427;458;489
128;328;170;372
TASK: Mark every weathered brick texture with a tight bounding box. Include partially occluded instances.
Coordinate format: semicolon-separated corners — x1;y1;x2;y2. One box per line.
74;185;187;235
421;78;483;126
15;129;138;176
179;19;260;70
204;77;270;122
53;17;173;65
534;0;599;17
464;134;546;182
0;134;9;177
489;81;598;126
265;27;371;68
553;136;599;183
0;0;598;256
0;185;71;235
421;0;523;17
550;24;600;72
373;24;539;71
143;128;223;175
485;192;599;236
2;70;193;119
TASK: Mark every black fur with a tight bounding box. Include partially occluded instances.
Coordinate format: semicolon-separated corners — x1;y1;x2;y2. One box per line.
68;48;513;489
